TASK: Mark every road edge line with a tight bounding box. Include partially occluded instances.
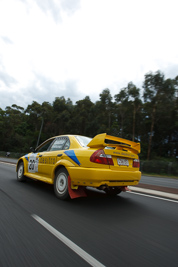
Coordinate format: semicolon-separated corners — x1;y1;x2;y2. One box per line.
129;186;178;200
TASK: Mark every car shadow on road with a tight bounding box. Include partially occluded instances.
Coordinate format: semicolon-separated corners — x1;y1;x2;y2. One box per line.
14;177;148;221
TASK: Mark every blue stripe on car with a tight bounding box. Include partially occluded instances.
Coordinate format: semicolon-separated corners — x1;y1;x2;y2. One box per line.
64;150;81;166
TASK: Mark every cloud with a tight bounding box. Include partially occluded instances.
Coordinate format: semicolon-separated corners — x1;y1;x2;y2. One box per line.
0;90;20;109
20;0;81;23
33;0;62;23
4;73;81;109
1;36;13;45
32;72;80;100
0;71;17;87
162;64;178;80
61;0;81;15
0;0;177;110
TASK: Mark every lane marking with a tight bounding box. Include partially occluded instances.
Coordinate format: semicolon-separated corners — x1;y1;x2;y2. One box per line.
127;191;178;203
0;161;16;166
32;214;105;267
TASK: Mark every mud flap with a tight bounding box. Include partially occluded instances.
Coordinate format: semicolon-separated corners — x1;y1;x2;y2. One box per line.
68;176;87;199
122;186;131;192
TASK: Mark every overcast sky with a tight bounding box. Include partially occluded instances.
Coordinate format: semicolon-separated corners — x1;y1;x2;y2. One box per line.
0;0;178;110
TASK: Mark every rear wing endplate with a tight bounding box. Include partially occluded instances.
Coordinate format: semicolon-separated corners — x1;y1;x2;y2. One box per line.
87;133;140;154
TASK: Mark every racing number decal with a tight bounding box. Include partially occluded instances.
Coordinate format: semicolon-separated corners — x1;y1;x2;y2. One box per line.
28;154;39;173
29;159;35;171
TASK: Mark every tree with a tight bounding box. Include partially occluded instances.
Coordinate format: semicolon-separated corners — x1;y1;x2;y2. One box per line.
0;70;177;160
72;96;95;136
98;89;114;133
143;71;175;160
127;82;142;141
114;88;129;137
1;105;27;151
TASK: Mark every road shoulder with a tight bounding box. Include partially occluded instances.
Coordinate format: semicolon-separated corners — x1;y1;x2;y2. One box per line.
129;185;178;200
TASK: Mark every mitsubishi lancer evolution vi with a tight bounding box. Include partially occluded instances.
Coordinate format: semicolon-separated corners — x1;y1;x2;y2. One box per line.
16;133;141;200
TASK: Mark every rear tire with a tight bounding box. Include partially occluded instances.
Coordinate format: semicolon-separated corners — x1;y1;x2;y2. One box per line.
54;168;70;200
17;162;26;182
104;187;122;196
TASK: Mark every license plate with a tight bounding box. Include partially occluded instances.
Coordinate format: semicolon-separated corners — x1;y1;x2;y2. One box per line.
117;158;129;166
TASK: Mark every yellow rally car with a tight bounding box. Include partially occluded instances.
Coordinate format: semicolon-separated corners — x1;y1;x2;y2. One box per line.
16;133;141;200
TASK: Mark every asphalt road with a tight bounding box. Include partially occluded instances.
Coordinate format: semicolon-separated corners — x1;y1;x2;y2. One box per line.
140;175;178;189
0;162;178;267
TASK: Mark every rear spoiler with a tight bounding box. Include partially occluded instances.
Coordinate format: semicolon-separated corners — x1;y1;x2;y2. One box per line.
87;133;141;154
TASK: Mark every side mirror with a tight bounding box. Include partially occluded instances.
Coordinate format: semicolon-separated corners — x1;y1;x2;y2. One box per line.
30;147;35;153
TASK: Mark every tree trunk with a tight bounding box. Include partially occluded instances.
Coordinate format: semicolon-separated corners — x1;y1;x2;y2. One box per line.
132;105;136;141
147;105;156;160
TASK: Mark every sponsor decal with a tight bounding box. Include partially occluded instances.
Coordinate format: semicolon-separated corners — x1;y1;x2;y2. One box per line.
39;157;56;165
113;151;135;157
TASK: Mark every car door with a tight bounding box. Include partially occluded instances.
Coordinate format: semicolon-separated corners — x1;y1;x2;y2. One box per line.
27;138;55;178
37;137;70;179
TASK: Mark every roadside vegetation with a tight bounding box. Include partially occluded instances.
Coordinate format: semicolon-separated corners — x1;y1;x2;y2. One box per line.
0;70;177;175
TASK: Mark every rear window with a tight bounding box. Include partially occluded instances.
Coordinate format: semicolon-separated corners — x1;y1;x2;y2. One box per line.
75;136;92;147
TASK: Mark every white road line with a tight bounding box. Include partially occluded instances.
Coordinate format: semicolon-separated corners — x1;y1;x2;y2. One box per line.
127;191;178;203
0;161;16;166
128;186;178;200
32;214;105;267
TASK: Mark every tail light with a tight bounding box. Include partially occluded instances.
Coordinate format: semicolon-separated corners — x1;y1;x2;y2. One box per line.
133;158;140;168
90;149;114;165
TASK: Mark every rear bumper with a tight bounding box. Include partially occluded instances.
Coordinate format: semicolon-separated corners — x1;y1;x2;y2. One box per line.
68;167;141;188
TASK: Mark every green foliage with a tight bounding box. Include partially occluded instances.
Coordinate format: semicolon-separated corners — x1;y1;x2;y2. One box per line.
0;70;177;163
141;160;178;176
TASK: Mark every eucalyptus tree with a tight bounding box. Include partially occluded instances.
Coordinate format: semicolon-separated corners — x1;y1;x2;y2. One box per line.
170;76;178;158
39;101;54;142
72;96;95;136
114;88;129;138
25;101;44;149
2;104;26;151
0;108;6;151
52;96;73;135
143;71;175;160
98;88;114;133
127;82;142;141
25;101;43;131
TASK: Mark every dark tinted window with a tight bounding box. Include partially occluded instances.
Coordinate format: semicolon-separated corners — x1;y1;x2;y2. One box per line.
36;139;55;152
50;137;69;151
